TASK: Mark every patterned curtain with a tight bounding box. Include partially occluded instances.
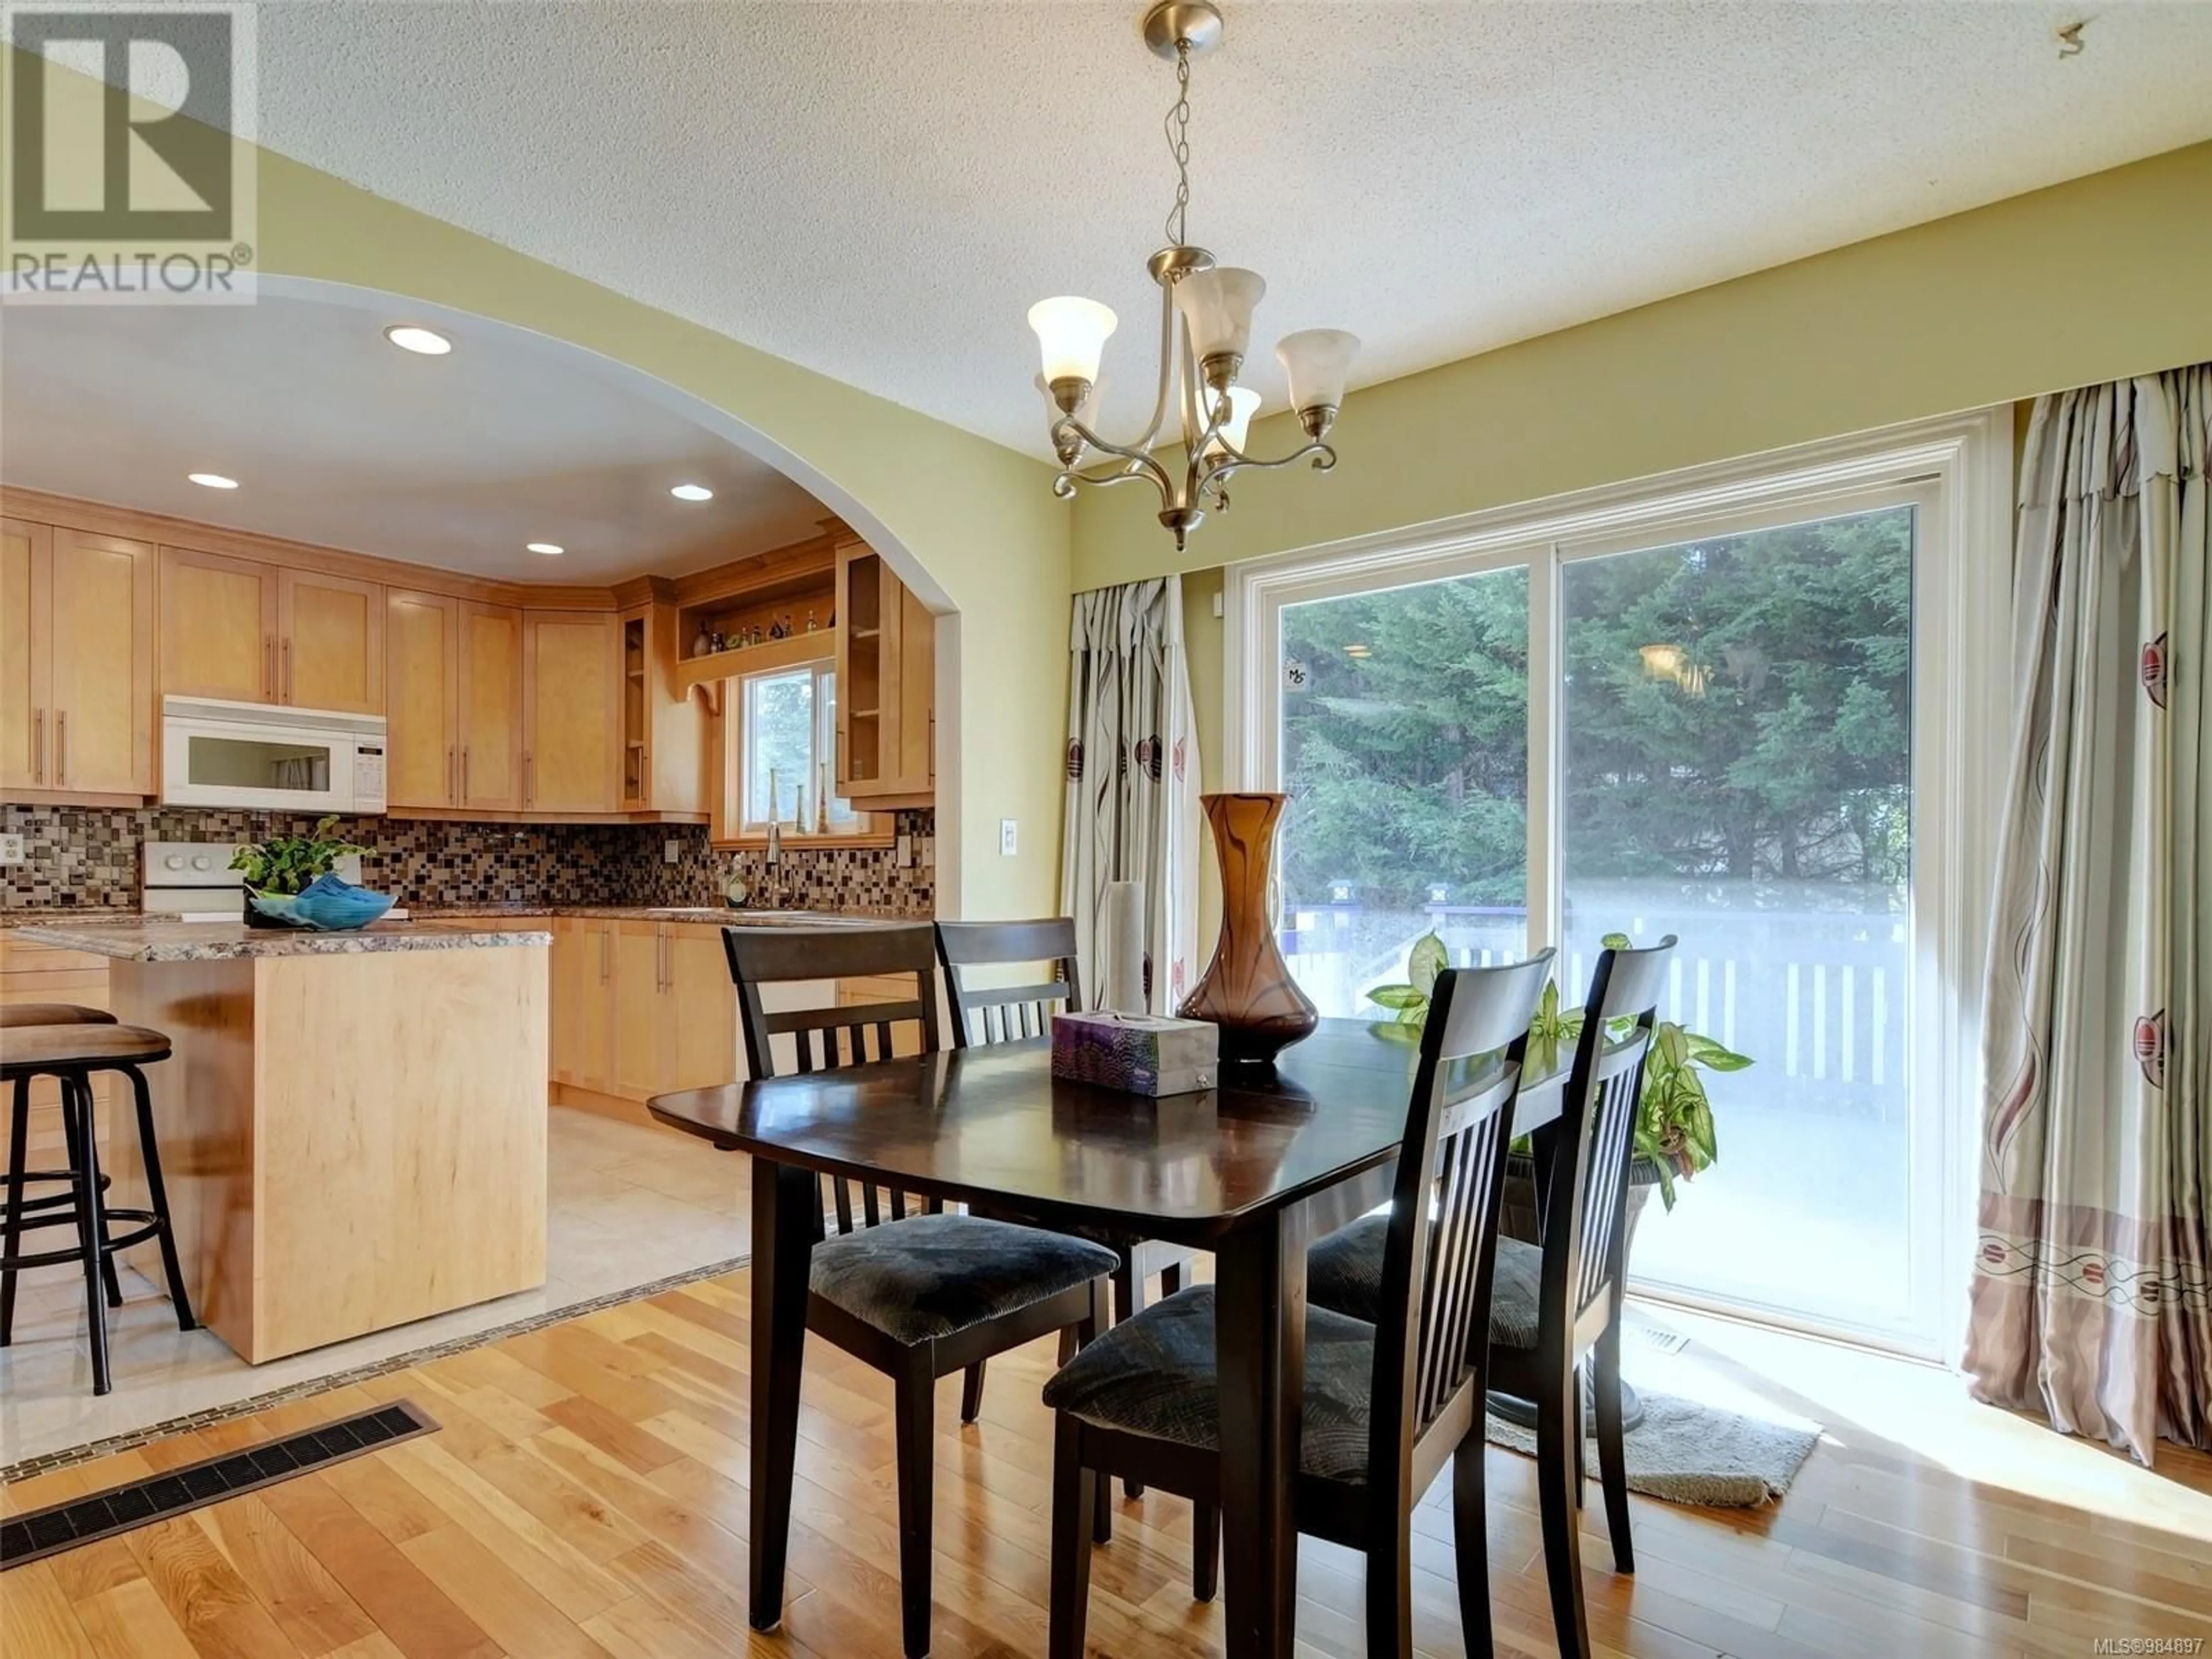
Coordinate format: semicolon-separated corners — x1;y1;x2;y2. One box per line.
1967;365;2211;1465
1060;579;1202;1014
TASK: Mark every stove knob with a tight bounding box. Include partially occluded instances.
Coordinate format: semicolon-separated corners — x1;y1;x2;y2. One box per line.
164;854;185;871
191;855;214;872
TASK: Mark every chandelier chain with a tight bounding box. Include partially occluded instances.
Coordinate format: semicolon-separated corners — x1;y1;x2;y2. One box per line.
1162;41;1192;247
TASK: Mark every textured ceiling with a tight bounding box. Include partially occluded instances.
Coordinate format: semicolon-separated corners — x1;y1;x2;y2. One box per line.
0;285;832;582
244;1;2212;457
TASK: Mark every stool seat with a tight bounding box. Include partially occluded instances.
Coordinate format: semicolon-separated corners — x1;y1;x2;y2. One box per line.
0;1003;118;1029
1;1023;172;1074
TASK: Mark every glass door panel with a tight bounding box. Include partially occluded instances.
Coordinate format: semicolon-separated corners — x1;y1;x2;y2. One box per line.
1559;505;1917;1331
1278;566;1530;1018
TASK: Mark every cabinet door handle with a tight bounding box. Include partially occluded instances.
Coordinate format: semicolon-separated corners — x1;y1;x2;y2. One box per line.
266;635;276;700
32;708;44;783
524;752;533;808
282;638;293;702
600;929;610;982
55;711;66;787
447;744;456;804
461;747;470;803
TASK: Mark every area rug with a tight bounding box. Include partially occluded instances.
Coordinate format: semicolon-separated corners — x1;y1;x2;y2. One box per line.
1484;1388;1821;1507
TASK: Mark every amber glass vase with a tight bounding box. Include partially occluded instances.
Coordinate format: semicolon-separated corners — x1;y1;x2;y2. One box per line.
1177;791;1318;1066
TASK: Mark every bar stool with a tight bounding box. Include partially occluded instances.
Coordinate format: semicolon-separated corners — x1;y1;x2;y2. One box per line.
1;1003;119;1028
0;1022;196;1395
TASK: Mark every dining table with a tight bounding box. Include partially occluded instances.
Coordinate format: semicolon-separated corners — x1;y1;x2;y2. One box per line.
647;1015;1566;1659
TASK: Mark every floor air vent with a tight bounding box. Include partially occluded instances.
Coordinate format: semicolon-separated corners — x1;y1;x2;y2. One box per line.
1;1400;438;1571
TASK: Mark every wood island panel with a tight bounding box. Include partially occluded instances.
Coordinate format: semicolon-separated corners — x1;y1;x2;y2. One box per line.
108;943;548;1363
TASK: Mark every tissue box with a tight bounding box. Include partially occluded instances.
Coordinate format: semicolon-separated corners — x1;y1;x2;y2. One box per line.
1051;1012;1219;1097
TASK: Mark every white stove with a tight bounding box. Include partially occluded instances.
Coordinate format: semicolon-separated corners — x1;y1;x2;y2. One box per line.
140;840;399;922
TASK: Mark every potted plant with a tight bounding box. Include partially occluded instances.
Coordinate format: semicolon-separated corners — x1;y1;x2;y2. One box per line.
1367;930;1752;1251
230;817;369;928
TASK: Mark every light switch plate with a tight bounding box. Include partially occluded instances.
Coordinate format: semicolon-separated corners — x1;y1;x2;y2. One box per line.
664;840;681;863
999;819;1018;856
0;833;22;866
895;834;912;869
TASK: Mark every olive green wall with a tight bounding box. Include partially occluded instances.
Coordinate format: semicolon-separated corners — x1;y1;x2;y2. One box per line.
1075;140;2212;589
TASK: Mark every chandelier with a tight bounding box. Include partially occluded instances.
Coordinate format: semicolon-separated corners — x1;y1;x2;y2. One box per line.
1027;1;1359;550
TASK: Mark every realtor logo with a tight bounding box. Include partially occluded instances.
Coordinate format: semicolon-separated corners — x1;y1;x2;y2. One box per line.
2;2;257;301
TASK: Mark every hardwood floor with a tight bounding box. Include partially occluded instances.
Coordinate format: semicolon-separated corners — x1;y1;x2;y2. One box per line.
5;1268;2209;1658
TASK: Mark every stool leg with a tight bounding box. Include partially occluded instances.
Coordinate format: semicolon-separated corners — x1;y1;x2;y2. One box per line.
58;1084;123;1309
126;1065;195;1331
66;1076;113;1396
1;1076;28;1346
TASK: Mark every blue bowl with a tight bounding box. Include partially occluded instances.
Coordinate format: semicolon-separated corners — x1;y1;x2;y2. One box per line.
245;891;306;929
289;874;396;932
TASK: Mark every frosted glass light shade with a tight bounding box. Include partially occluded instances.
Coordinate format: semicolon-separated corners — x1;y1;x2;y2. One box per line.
1202;387;1260;457
1176;267;1266;363
1277;328;1360;415
1028;297;1118;385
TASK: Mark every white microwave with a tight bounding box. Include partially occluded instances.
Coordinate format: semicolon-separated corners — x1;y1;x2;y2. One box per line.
161;697;388;815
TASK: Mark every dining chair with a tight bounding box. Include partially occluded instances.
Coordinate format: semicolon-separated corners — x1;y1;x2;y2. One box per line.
933;918;1203;1482
1039;950;1555;1659
1309;937;1678;1658
724;922;1121;1659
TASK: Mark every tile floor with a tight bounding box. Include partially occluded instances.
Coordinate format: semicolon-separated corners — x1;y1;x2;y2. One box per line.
0;1106;752;1465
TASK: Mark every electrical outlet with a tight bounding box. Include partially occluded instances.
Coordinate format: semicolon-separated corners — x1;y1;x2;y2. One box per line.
663;839;681;864
999;818;1018;856
0;833;22;866
895;834;913;869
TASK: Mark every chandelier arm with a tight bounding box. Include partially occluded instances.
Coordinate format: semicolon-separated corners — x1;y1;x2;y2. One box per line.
1050;415;1178;499
1196;438;1338;494
1134;276;1179;450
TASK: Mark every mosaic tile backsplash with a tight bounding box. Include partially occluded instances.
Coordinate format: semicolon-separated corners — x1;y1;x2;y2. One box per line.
1;805;934;917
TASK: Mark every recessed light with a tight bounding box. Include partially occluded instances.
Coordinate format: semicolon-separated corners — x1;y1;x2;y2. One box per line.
187;472;239;490
526;542;565;556
669;483;714;502
1344;643;1371;658
384;324;452;355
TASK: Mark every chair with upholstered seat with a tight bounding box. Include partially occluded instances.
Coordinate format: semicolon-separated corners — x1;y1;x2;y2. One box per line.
1040;950;1554;1659
1305;935;1677;1659
933;919;1203;1466
723;922;1118;1659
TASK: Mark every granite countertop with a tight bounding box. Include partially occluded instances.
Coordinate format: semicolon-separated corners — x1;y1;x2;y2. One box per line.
12;918;554;962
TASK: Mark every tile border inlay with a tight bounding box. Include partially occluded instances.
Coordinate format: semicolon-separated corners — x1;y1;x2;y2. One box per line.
0;1251;752;1484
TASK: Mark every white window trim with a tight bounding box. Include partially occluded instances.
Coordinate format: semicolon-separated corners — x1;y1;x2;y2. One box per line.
732;660;876;842
1223;407;2013;1362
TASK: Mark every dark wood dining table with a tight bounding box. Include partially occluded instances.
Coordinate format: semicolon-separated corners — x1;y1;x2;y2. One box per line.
647;1016;1565;1659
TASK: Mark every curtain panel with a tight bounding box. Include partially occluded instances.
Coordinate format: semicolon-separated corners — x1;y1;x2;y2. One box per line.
1060;579;1203;1016
1966;364;2211;1464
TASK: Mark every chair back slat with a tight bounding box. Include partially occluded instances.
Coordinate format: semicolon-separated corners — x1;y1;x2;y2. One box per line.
724;923;944;1236
934;919;1082;1048
1366;951;1555;1488
1543;935;1678;1346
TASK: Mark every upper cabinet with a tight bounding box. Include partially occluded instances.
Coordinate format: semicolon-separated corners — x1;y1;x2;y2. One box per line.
619;603;707;817
385;589;461;809
160;547;383;713
160;546;276;703
459;602;525;812
522;611;618;813
1;520;156;797
835;536;935;804
277;568;382;713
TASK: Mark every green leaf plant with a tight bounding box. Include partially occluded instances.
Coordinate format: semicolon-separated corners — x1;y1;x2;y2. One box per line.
1366;929;1752;1209
229;816;369;897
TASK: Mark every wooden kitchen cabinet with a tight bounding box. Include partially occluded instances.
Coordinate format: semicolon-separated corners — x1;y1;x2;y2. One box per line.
385;589;461;809
551;917;615;1092
524;611;618;813
162;547;383;715
619;603;707;816
459;602;525;811
278;567;382;714
2;520;156;797
664;925;740;1090
834;536;934;805
161;545;276;703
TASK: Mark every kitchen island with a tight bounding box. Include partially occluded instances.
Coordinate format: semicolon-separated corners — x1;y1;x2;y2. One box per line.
15;918;551;1363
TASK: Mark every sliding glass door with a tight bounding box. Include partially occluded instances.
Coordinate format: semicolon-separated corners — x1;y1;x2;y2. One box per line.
1558;506;1917;1330
1278;565;1529;1015
1232;418;2007;1356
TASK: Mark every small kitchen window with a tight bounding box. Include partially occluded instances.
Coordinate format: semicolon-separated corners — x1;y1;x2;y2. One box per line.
732;663;873;840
